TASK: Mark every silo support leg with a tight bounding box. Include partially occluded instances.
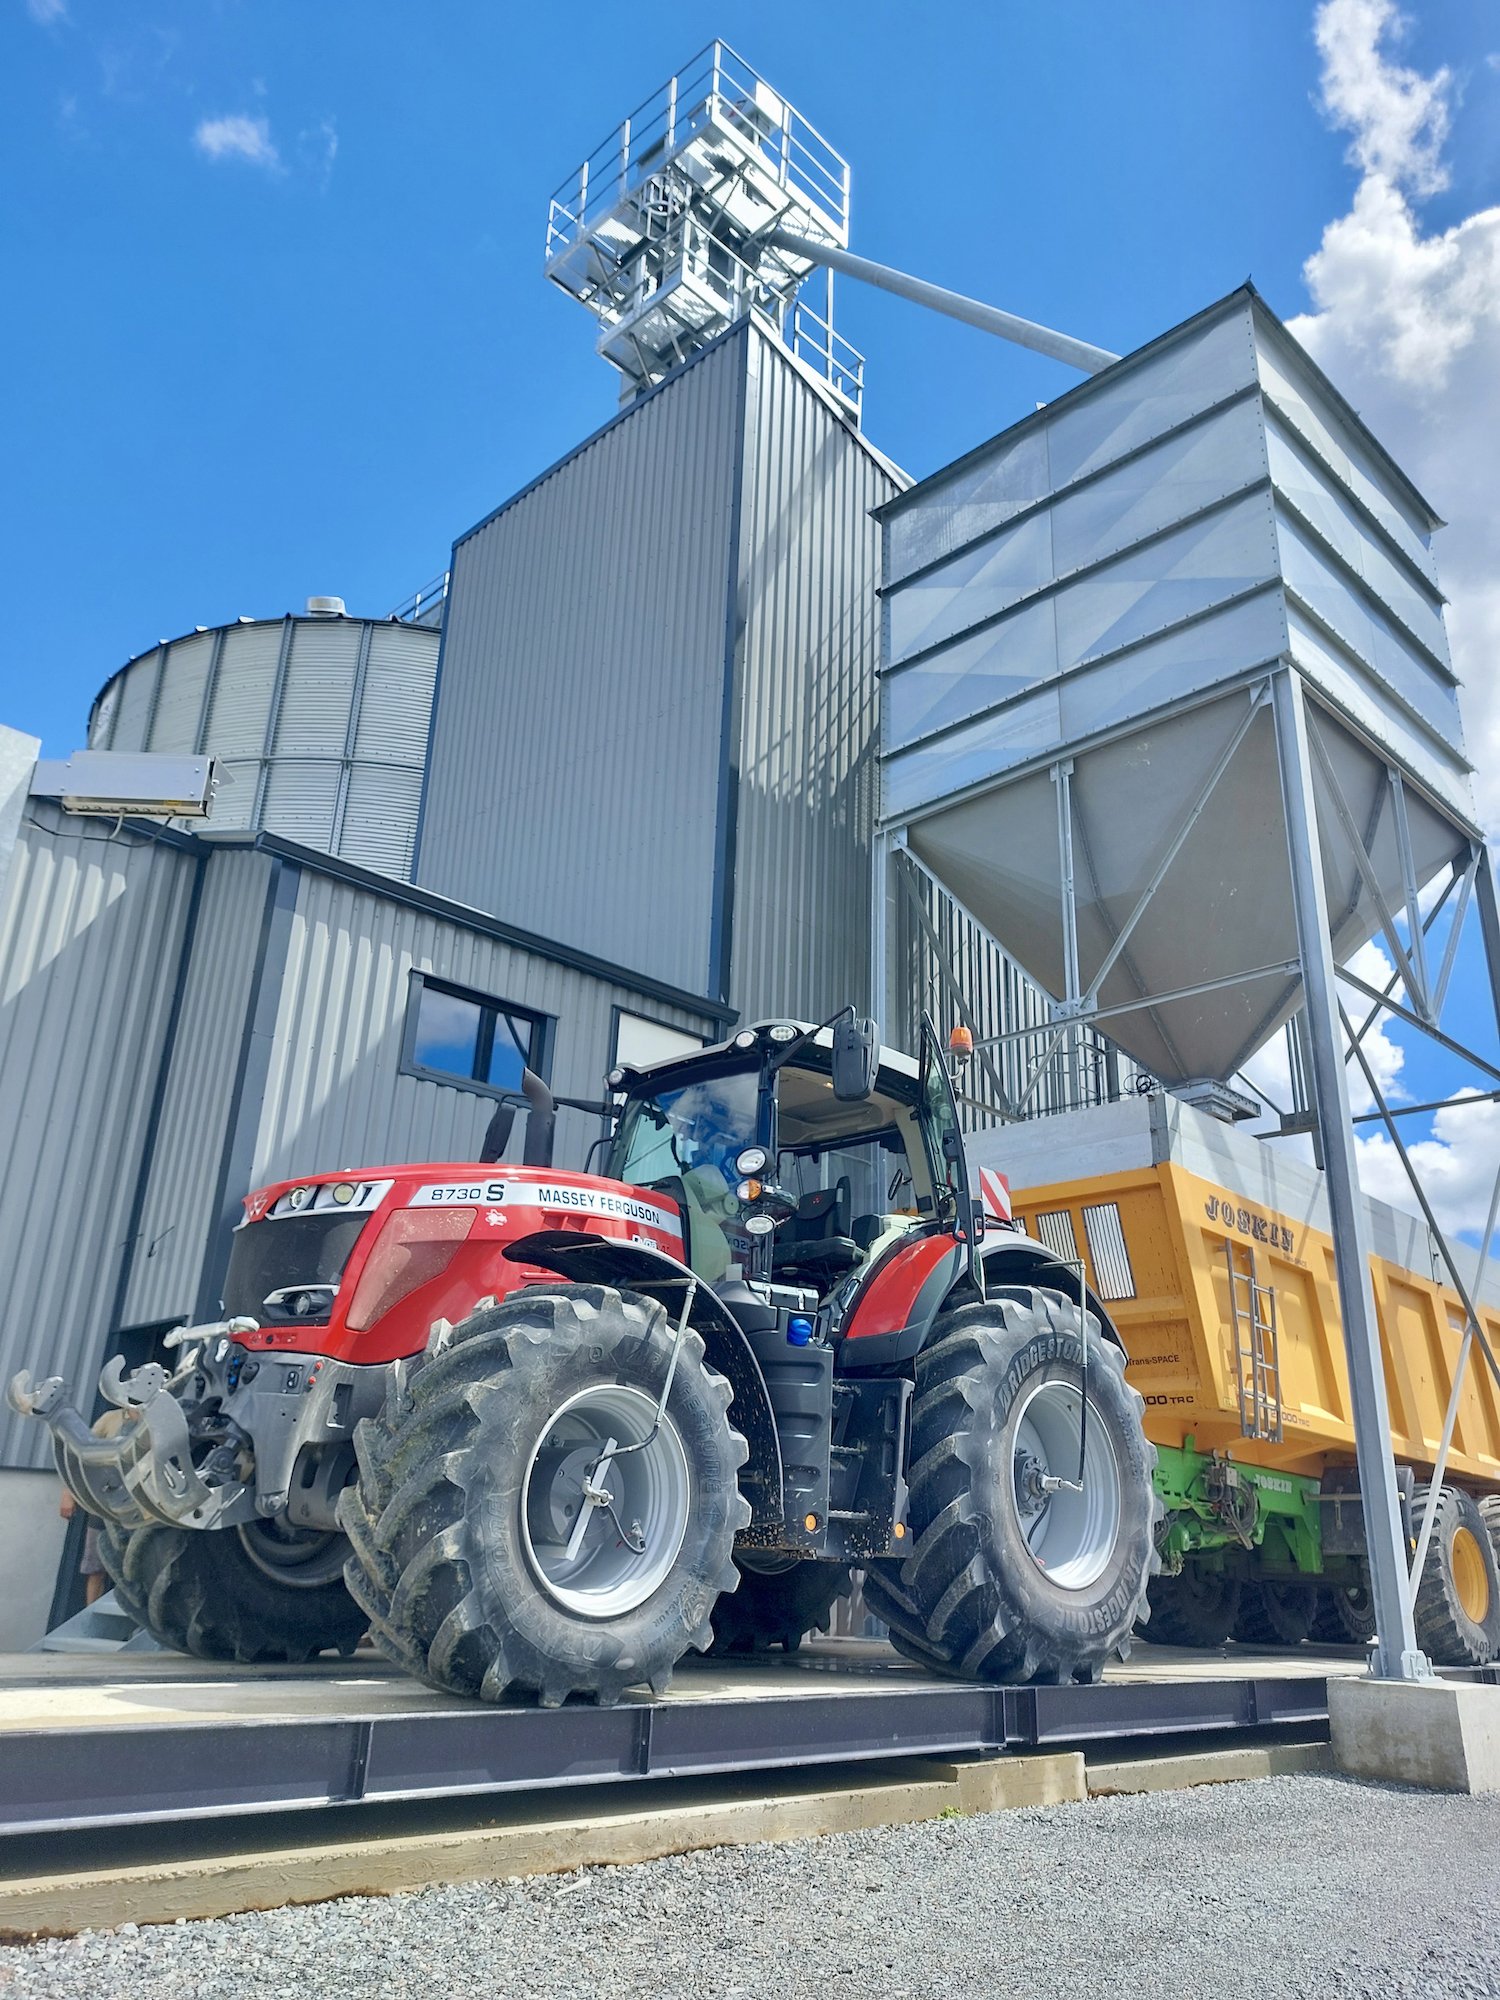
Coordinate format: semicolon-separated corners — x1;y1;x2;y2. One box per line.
1271;669;1427;1682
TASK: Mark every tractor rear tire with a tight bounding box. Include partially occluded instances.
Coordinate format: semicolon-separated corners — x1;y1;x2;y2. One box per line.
884;1294;1158;1686
1411;1482;1500;1669
99;1519;365;1662
1140;1565;1241;1648
1231;1579;1315;1648
340;1287;750;1706
1308;1574;1377;1647
708;1554;851;1654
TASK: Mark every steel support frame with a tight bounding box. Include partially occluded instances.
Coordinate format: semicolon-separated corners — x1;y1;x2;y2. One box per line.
0;1671;1333;1838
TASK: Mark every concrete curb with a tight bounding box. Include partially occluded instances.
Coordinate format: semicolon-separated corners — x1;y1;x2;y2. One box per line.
0;1754;1084;1938
1085;1739;1333;1795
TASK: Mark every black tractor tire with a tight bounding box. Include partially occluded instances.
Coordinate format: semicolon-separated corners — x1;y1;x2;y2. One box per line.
861;1560;965;1675
340;1287;750;1706
1139;1565;1242;1648
708;1554;852;1654
1480;1494;1500;1567
1411;1482;1500;1669
881;1294;1159;1687
1308;1573;1377;1647
99;1519;365;1662
1231;1579;1316;1648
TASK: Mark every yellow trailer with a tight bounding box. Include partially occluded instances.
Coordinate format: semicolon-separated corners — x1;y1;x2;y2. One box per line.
976;1094;1500;1665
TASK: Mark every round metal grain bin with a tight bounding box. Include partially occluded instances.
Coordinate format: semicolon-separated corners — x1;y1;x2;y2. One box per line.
87;603;441;881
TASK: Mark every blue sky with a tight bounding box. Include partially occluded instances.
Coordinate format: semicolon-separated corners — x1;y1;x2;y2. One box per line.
3;0;1498;1239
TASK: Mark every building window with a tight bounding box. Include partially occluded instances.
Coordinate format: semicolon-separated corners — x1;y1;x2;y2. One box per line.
402;974;548;1097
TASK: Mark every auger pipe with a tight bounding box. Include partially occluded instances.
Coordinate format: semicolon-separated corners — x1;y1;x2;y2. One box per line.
770;229;1119;375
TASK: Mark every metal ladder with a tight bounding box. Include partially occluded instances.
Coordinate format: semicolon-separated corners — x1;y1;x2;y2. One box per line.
1226;1240;1283;1442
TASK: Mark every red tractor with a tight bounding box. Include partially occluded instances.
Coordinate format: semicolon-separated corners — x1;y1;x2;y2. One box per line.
13;1015;1158;1701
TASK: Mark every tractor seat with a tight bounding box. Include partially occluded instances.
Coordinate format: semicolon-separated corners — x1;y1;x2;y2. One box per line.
772;1179;862;1283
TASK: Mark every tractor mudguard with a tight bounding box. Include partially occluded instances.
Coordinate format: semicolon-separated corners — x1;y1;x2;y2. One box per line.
502;1230;785;1531
981;1237;1126;1354
837;1236;971;1371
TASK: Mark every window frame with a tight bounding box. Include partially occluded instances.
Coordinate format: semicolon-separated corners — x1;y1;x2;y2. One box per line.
399;970;552;1102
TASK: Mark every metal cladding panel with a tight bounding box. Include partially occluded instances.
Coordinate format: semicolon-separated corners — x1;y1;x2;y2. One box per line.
201;621;284;760
354;625;440;764
107;655;159;754
258;760;342;853
0;813;194;1469
417;330;746;997
884;303;1261;590
338;766;425;878
120;847;272;1325
147;634;215;755
274;623;362;756
251;870;718;1190
728;329;901;1021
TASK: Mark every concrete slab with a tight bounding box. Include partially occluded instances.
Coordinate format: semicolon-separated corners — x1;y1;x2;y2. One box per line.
1087;1740;1332;1795
1330;1675;1500;1794
0;1755;1090;1937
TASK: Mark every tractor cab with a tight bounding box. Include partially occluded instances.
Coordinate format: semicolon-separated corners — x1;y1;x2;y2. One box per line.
603;1015;975;1317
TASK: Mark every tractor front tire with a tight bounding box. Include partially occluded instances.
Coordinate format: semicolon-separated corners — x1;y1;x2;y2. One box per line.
868;1295;1158;1687
1411;1483;1500;1669
99;1519;365;1662
340;1287;749;1706
708;1554;852;1654
1232;1579;1315;1648
1139;1565;1241;1648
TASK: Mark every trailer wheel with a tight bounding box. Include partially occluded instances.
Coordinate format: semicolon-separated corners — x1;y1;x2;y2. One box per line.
1231;1579;1315;1648
98;1520;365;1662
341;1287;749;1706
1412;1482;1500;1669
708;1554;852;1654
1308;1573;1376;1647
1139;1565;1241;1648
891;1294;1158;1687
1480;1495;1500;1569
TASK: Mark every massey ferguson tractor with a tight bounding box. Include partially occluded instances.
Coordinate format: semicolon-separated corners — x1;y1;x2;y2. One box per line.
11;1014;1159;1703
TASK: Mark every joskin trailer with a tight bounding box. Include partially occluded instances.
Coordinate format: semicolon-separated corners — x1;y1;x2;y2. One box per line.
983;1091;1500;1666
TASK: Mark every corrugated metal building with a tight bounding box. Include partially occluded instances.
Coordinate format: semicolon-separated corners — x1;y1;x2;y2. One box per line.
417;319;900;1022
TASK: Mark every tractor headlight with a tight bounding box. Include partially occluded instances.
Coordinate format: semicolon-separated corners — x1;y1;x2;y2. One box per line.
735;1146;768;1175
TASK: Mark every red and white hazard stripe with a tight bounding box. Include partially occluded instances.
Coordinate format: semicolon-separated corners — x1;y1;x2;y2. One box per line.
978;1168;1012;1225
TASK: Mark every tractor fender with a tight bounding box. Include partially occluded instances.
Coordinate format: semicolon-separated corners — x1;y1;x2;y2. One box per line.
980;1236;1127;1354
502;1229;784;1531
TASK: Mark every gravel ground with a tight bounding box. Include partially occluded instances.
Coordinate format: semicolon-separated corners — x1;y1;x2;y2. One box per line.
3;1772;1499;2000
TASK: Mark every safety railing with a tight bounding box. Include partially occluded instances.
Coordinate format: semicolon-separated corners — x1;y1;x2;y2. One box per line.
390;572;449;627
545;42;849;267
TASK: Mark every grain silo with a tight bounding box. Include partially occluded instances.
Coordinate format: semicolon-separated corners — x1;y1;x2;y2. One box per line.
87;597;441;881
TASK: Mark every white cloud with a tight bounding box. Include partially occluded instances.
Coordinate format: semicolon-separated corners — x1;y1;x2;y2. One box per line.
1290;0;1500;843
1356;1094;1500;1253
193;114;281;172
26;0;67;22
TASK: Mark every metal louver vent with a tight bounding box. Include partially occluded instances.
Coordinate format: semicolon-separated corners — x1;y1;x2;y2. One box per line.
1033;1209;1079;1262
1082;1201;1137;1300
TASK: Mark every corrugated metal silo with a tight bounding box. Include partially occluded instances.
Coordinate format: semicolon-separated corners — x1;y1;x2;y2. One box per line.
88;606;440;881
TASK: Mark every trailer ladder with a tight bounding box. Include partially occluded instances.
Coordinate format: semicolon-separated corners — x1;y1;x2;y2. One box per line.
1226;1240;1283;1442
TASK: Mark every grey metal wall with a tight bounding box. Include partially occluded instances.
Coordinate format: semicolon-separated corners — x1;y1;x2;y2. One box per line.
416;331;746;996
119;846;273;1325
248;868;718;1196
90;615;440;882
0;809;196;1469
727;326;901;1022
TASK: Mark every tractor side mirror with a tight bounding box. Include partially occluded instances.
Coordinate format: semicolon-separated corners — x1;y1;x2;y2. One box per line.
831;1014;878;1102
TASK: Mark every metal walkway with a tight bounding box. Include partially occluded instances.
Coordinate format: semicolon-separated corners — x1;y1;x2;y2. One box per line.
1;1640;1345;1838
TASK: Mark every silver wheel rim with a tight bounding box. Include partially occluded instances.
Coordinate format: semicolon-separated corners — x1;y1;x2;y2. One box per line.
520;1384;690;1618
1011;1377;1122;1591
236;1521;349;1589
